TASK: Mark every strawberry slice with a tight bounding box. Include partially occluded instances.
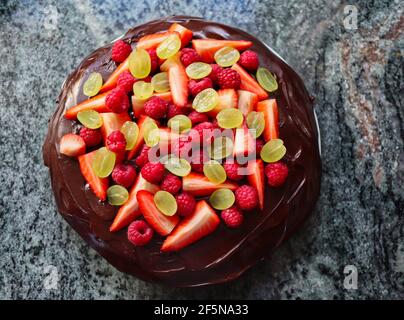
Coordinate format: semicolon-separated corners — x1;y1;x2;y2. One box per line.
182;173;238;197
161;200;220;252
64;92;110;120
231;63;268;100
168;23;193;47
256;99;279;141
131;91;172;118
208;89;238;116
110;173;160;232
99;112;131;142
127;115;158;160
192;39;252;62
233;124;256;159
99;57;130;93
136;190;179;236
137;31;178;50
247;159;265;210
78;151;109;201
237;90;258;116
59;134;86;157
168;64;189;107
158;127;182;154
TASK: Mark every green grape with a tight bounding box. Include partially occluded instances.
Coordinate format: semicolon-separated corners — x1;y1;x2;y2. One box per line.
214;46;240;67
192;88;219;113
216;108;243;129
129;48;151;79
107;185;129;206
167;115;192;133
133;81;154;99
209;188;235;210
143;119;160;147
120;121;139;150
208;136;233;160
246;111;265;138
156;33;181;59
151;72;170;93
256;67;278;92
83;72;103;97
154;191;178;216
203;160;227;184
260;139;286;163
77;110;103;129
92;147;116;178
165;157;191;177
185;62;212;79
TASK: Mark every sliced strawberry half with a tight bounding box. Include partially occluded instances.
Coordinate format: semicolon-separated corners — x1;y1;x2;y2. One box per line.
127;115;158;160
131;91;172;118
237;90;258;116
208;89;238;116
182;172;238;197
78;151;109;201
231;63;268;100
100;57;130;93
137;31;178;50
247;159;265;210
110;173;160;232
136;190;179;236
233;124;256;159
192;39;252;62
161;200;220;252
256;99;279;141
168;64;189;107
168;23;193;47
99;112;131;142
60;134;86;157
64;91;110;120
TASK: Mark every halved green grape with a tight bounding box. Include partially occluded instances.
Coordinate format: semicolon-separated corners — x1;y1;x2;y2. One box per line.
208;136;233;160
165;157;191;177
216;108;243;129
260;139;286;163
143;119;160;147
151;72;170;93
167;115;192;133
92;147;116;178
129;48;151;79
83;72;103;97
154;191;178;216
133;81;154;99
209;188;235;210
246;111;265;138
77;110;103;129
256;67;278;92
185;62;212;79
214;46;240;67
156;33;181;59
120;121;139;150
192;88;219;113
203;160;227;184
107;185;129;206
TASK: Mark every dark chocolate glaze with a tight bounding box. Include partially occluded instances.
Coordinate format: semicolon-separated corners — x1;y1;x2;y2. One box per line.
42;16;321;287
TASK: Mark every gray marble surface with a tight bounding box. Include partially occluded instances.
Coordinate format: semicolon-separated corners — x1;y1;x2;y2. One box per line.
0;0;403;299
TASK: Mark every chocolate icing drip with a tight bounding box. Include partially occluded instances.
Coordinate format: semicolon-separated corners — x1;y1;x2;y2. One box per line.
42;16;321;287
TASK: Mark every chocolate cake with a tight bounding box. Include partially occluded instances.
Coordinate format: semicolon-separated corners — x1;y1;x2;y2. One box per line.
43;16;321;287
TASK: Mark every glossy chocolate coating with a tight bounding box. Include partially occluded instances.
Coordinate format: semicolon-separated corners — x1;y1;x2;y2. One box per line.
43;16;321;287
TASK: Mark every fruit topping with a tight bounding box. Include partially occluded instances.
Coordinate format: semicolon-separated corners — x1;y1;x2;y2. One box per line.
79;127;102;147
188;110;209;125
120;121;139;151
147;48;159;73
175;192;196;217
100;58;130;93
247;159;265;210
105;87;129;113
192;39;252;62
106;130;126;153
188;77;213;97
216;108;243;129
111;39;132;63
185;62;212;79
160;173;182;195
209;188;235;210
208;63;223;84
127;220;154;246
83;72;103;97
180;48;201;66
208;136;233;160
112;163;137;188
167;114;192;133
192;88;218;113
233;124;256;159
107;184;129;206
214;46;240;67
239;50;259;71
77;110;103;129
237;90;258;117
221;206;243;228
133;81;154;100
256;99;279;141
223;162;243;181
156;33;181;59
161;200;220;252
169;23;193;47
99;112;131;142
235;184;258;211
256;138;264;155
64;91;109;120
137;31;178;50
260;138;286;163
135;144;151;168
182;172;238;197
154;190;178;216
231;63;268;100
92;147;116;178
151;72;170;93
143;119;160;147
217;68;241;89
164;156;192;177
190;150;206;173
167;102;188;119
207;88;238;117
265;162;288;187
246;111;265;138
60;133;86;157
144;96;168;120
203;160;227;184
141;161;165;184
168;63;189;107
115;70;136;93
129;48;151;79
256;67;278;92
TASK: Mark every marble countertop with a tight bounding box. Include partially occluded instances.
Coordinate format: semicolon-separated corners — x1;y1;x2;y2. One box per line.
0;0;403;299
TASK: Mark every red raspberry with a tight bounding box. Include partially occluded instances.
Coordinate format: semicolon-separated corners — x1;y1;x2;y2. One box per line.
221;206;244;228
190;150;206;173
105;87;129;113
106;130;126;153
235;185;258;211
188;77;213;96
144;96;168;119
79;127;102;147
175;192;196;217
255;138;264;155
223;162;243;181
135;144;151;168
265;162;288;187
173;136;193;158
111;39;132;63
112;164;137;188
180;48;201;66
167;103;188;119
160;173;182;195
188;110;209;125
190;121;217;144
116;70;136;92
127;220;153;246
140;161;165;184
239;50;259;71
217;68;241;89
147;49;159;73
208;64;223;84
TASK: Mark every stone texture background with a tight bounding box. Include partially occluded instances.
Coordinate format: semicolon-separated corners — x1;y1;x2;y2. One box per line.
0;0;403;299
